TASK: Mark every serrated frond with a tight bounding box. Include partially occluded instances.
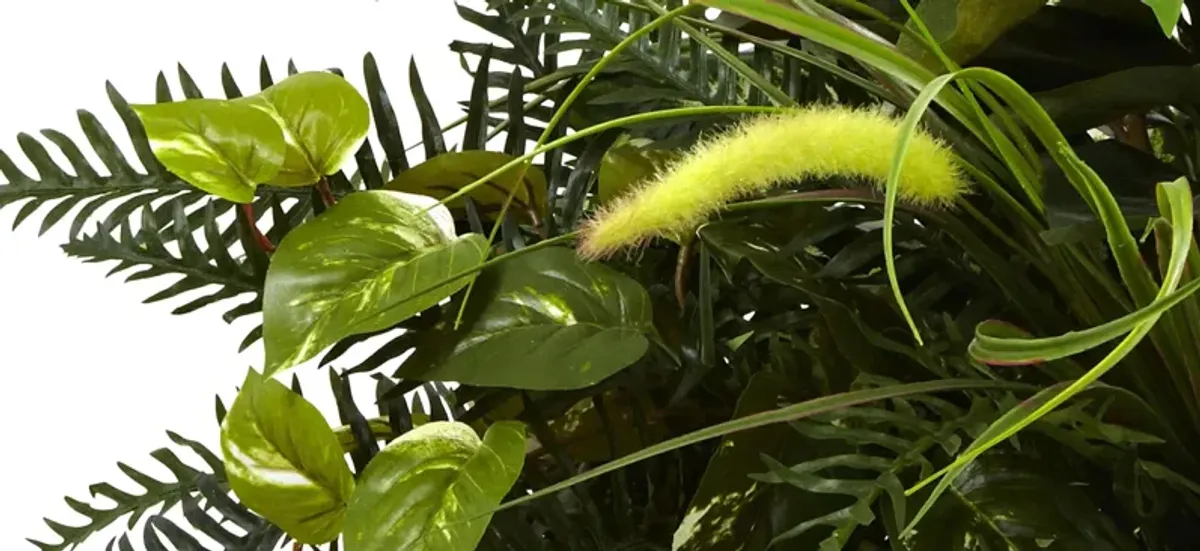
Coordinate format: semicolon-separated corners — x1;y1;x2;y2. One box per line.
27;434;225;551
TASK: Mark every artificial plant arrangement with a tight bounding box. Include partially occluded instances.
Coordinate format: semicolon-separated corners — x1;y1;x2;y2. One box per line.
9;0;1200;549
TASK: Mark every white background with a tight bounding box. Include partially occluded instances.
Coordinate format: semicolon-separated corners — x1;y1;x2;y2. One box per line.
0;1;488;547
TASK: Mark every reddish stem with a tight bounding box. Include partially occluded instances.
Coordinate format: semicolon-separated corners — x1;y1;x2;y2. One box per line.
317;176;336;208
240;202;276;254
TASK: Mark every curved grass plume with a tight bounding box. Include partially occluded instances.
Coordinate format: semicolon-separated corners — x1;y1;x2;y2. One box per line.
579;106;966;258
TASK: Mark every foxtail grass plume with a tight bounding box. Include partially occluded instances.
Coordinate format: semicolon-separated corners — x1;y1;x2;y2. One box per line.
579;106;966;259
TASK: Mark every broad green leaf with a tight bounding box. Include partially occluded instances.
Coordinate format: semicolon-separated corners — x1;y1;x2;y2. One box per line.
906;453;1137;550
384;150;547;217
263;190;489;374
898;0;1044;67
343;421;526;551
1144;0;1185;35
597;141;678;204
131;99;285;203
221;370;354;544
244;71;369;187
399;247;653;390
673;373;786;551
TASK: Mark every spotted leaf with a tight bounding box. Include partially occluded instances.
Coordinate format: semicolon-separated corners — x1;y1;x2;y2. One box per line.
241;71;370;186
132;99;286;203
399;247;653;390
344;421;526;551
220;370;354;544
263;190;489;374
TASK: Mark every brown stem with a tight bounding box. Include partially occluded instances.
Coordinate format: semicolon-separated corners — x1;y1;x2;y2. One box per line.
317;176;336;208
674;238;695;310
240;203;276;254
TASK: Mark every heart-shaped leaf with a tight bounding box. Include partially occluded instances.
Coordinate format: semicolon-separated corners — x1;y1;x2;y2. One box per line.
400;247;653;390
344;421;526;551
384;150;547;216
263;190;489;375
245;71;370;187
221;370;355;544
132;99;286;203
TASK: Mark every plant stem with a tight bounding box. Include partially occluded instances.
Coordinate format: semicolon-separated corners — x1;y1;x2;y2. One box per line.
316;176;336;207
240;203;275;254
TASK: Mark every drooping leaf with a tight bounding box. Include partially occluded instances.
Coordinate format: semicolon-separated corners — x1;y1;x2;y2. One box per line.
131;99;286;203
384;150;547;218
673;373;786;551
400;247;653;390
343;421;526;551
243;71;370;187
263;190;489;374
220;370;355;544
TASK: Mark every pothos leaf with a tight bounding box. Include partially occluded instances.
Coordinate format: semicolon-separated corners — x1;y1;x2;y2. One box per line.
263;190;489;374
220;370;355;544
244;71;370;187
344;421;526;551
399;247;654;390
131;99;285;203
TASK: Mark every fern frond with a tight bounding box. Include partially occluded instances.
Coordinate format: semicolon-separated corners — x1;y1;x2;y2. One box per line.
28;432;226;551
62;200;262;318
753;396;991;550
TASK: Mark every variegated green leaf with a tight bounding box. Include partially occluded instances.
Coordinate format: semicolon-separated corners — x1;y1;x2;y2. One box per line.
221;370;355;544
243;71;370;186
131;99;285;203
399;247;653;390
344;421;526;551
263;190;489;374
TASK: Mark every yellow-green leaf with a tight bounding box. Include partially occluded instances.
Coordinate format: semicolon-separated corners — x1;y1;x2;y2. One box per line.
221;370;354;544
132;99;285;203
344;421;526;551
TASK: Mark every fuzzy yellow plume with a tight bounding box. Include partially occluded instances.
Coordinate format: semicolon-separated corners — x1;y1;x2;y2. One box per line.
579;106;966;259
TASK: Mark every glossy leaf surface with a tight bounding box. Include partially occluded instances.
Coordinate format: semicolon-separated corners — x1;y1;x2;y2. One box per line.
344;421;526;551
220;370;354;544
132;99;285;203
247;71;370;186
401;247;653;390
263;190;488;374
385;150;547;216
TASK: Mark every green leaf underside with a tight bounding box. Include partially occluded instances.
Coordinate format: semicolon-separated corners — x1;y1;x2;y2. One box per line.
400;247;653;390
264;190;489;374
384;150;548;213
344;421;526;551
220;370;355;544
132;99;285;203
243;71;371;186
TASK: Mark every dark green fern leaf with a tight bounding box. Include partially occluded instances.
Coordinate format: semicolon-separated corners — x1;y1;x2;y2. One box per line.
28;433;224;551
